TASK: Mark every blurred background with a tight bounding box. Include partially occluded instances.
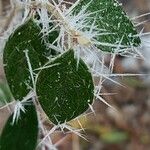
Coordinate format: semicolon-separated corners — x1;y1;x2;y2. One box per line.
0;0;150;150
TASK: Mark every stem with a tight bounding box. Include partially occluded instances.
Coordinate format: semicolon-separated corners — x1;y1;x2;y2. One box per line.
0;0;2;16
44;2;76;36
0;1;23;35
32;1;91;46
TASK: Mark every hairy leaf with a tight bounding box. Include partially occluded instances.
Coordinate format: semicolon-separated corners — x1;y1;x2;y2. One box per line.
36;50;94;124
3;19;58;101
74;0;141;52
0;104;38;150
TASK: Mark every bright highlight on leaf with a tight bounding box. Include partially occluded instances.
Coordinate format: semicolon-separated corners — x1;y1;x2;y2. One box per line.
36;50;94;124
0;104;38;150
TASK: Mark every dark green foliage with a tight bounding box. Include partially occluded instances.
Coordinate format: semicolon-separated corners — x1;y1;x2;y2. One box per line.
1;1;142;148
3;19;58;101
36;50;94;124
0;103;38;150
74;0;141;52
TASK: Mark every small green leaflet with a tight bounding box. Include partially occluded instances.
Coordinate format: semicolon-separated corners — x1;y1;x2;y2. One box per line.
3;19;58;101
36;50;94;124
74;0;141;52
0;82;13;106
0;104;38;150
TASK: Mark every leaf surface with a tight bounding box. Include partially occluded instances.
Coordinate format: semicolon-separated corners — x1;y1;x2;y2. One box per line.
74;0;141;52
0;104;38;150
36;50;94;124
3;19;58;100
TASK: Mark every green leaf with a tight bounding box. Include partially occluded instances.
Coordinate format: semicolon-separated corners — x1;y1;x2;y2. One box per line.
101;130;128;144
74;0;141;52
3;19;58;101
36;50;94;124
0;103;38;150
0;82;13;106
